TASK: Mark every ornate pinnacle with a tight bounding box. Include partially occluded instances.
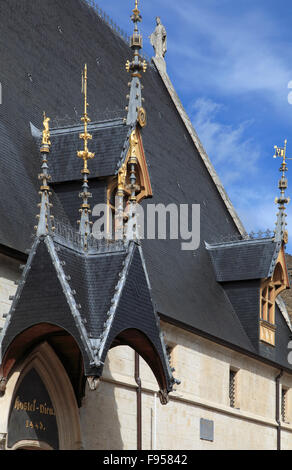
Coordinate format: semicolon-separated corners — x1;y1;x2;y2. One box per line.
35;113;55;236
273;139;291;244
125;0;147;127
77;65;95;251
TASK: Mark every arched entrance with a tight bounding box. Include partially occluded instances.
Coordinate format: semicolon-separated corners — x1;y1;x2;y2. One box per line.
2;342;82;450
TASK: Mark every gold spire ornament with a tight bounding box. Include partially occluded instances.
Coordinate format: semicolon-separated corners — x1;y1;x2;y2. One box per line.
78;64;95;174
35;113;55;236
41;112;51;149
273;139;291;244
132;0;141;22
129;129;139;158
77;65;95;251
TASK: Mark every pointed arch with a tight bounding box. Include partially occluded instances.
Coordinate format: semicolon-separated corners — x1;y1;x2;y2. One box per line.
109;328;171;403
1;342;82;450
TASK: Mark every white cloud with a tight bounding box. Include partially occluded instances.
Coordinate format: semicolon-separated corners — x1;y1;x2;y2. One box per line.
190;97;281;237
165;1;292;109
190;98;261;185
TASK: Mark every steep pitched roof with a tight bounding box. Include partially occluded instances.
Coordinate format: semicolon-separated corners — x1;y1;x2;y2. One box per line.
0;0;283;359
0;233;176;397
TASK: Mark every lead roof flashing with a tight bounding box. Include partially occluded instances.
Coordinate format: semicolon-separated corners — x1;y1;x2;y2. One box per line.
205;237;275;250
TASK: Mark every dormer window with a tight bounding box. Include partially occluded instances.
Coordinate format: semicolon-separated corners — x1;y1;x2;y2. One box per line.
261;284;275;325
106;128;152;240
260;262;287;347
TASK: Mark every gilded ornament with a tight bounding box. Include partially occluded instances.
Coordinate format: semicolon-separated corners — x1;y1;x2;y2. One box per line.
129;129;139;157
42;112;51;147
138;107;147;128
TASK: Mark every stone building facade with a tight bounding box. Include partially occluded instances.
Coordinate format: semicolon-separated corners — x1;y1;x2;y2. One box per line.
0;0;291;451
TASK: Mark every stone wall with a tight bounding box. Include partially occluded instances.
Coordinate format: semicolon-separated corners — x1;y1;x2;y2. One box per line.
80;321;292;450
1;252;292;450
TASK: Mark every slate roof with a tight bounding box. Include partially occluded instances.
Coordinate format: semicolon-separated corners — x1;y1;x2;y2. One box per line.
0;0;291;368
206;239;278;282
0;234;176;394
31;119;132;183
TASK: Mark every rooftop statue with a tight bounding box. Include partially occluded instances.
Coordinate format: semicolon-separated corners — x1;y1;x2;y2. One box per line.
150;17;167;61
42;112;51;147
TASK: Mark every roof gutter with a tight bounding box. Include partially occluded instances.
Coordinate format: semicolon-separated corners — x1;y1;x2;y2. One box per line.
160;314;292;376
0;244;27;262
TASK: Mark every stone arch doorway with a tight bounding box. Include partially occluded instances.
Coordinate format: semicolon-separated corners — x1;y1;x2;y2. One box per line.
2;342;82;450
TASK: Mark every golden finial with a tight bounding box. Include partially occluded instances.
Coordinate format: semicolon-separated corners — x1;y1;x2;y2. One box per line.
132;0;141;20
77;64;95;174
42;112;51;148
77;65;95;251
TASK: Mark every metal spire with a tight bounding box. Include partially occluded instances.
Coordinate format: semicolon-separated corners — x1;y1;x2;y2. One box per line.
125;0;147;127
35;113;55;237
273;139;291;244
77;64;95;251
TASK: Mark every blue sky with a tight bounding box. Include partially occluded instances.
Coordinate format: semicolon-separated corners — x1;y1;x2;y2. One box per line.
98;0;292;252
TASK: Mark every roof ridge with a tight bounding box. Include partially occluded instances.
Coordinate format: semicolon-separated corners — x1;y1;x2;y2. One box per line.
83;0;130;46
0;238;40;356
83;0;151;64
97;241;136;362
206;238;275;250
45;236;101;366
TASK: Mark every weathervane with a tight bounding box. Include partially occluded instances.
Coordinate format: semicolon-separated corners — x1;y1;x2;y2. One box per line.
273;139;292;168
273;139;290;244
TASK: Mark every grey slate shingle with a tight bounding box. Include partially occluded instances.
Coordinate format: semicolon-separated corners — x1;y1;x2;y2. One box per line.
38;121;131;183
0;0;291;366
207;239;277;282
